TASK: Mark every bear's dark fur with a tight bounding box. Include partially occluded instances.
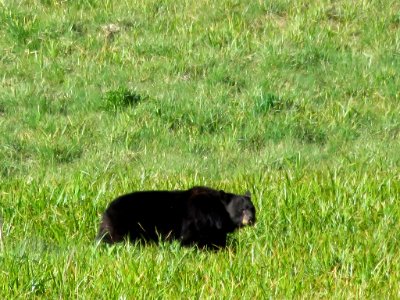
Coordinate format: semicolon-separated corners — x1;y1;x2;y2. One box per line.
97;186;256;249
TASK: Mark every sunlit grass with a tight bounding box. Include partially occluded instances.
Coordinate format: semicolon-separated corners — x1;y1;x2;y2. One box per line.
1;0;400;298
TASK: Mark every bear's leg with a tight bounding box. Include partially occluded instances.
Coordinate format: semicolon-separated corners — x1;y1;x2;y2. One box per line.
180;221;198;247
181;231;227;250
201;233;227;250
180;220;228;250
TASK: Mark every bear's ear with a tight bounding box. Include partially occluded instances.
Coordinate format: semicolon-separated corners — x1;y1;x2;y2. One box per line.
244;191;251;198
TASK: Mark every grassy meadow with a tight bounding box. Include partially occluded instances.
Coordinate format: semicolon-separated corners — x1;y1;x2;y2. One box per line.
1;0;400;298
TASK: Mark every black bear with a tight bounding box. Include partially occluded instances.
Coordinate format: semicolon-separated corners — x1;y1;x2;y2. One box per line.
97;186;256;249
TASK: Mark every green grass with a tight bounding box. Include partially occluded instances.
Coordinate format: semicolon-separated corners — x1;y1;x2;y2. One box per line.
1;0;400;298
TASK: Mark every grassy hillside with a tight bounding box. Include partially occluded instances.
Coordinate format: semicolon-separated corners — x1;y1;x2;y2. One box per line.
1;0;399;298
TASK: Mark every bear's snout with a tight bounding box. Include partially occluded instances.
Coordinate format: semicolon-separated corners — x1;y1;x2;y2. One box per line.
241;210;255;226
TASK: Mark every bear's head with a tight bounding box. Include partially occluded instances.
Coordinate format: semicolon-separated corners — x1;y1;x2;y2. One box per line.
223;191;256;228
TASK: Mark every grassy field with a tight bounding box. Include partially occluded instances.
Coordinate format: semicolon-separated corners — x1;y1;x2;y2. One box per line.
1;0;400;298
